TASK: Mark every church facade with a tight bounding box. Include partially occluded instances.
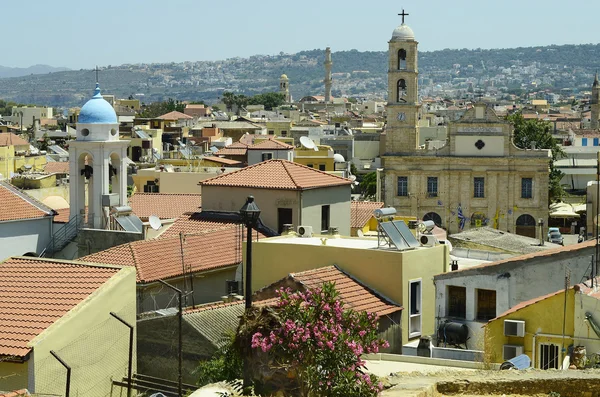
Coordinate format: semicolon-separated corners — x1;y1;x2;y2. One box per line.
381;15;551;238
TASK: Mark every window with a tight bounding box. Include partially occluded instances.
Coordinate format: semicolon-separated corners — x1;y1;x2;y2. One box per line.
582;138;588;146
226;280;240;295
476;289;496;321
321;205;330;232
427;177;438;197
594;138;599;146
397;176;408;197
319;164;326;171
144;180;159;193
521;178;533;199
398;49;407;70
397;79;407;102
268;130;275;135
447;286;466;319
540;343;559;370
409;280;422;337
307;163;314;168
262;152;273;161
474;177;485;198
281;130;287;137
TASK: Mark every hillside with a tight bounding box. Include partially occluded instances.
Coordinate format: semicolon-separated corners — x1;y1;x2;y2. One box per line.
0;64;70;79
0;43;598;108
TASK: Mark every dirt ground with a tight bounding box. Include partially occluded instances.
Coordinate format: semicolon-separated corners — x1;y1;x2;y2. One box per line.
382;368;600;396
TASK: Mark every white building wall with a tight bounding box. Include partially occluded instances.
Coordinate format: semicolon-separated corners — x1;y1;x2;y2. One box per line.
247;149;293;165
301;185;351;236
0;217;53;260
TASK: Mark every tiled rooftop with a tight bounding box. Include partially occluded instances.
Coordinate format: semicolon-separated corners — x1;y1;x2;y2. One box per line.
158;111;193;120
289;266;402;316
247;138;294;150
0;257;121;358
0;133;29;147
488;288;568;323
203;156;242;166
199;159;351;190
129;193;201;220
0;181;55;222
215;142;248;157
158;213;236;239
350;201;384;228
43;162;70;174
81;226;263;283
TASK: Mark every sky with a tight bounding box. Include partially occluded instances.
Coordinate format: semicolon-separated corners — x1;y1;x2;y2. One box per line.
4;0;599;69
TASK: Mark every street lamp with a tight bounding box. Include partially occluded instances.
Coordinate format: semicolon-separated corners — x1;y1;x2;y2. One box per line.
538;218;545;246
239;195;261;309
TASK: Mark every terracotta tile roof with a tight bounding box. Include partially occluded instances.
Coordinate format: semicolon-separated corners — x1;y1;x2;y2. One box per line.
351;201;384;228
159;213;236;239
0;389;30;397
203;156;242;166
215;142;248;157
0;181;55;222
43;161;70;174
290;266;402;316
0;133;29;147
53;208;70;223
128;193;201;220
199;160;351;191
0;257;122;358
435;239;597;280
157;111;193;120
81;226;263;283
248;138;294;150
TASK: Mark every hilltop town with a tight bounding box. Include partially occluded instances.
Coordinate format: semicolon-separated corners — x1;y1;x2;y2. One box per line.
1;9;600;397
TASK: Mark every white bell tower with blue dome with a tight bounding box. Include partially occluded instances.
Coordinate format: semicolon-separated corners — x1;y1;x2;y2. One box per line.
69;82;129;228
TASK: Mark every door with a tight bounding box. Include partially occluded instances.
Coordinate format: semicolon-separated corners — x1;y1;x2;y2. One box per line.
132;146;142;162
278;208;293;234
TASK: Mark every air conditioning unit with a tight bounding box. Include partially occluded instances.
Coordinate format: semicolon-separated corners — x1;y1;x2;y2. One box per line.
297;225;313;237
503;344;524;361
419;234;439;246
504;320;525;337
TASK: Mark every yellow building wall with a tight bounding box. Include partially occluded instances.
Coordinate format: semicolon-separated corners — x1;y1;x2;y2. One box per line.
14;155;47;172
484;289;574;367
30;266;137;396
265;121;293;137
0;146;16;177
294;147;335;171
11;174;57;189
132;170;211;194
250;238;448;345
0;361;29;392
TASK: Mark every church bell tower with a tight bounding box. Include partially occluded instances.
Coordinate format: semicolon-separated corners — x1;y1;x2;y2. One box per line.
592;71;599;130
69;82;130;229
385;10;420;154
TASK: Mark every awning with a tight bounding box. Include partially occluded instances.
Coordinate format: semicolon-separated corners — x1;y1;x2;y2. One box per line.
549;202;580;218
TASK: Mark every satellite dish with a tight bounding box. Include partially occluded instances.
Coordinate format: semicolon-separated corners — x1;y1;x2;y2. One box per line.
333;153;346;163
149;215;162;230
300;136;316;150
349;174;357;182
357;229;364;237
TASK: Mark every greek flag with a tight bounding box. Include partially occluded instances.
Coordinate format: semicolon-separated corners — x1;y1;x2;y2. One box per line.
457;204;466;230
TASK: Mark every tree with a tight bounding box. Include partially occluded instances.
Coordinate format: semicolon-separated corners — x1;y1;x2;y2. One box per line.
247;92;286;110
222;92;236;112
195;333;243;387
507;111;565;201
360;172;377;199
248;283;388;397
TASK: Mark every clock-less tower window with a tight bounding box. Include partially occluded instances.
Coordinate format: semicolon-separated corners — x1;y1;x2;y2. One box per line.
398;49;407;70
397;79;407;102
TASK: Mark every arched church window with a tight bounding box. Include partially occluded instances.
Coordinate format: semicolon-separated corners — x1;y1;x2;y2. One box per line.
397;79;407;103
398;49;407;70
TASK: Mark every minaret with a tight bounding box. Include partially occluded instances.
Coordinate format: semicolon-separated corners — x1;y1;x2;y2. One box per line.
279;74;290;103
384;9;420;154
69;82;129;229
592;71;600;130
324;47;332;102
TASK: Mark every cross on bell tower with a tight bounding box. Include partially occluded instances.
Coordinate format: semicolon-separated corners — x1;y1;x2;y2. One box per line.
398;9;409;24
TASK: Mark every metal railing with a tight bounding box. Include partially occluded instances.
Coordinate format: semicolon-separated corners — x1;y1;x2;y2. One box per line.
40;214;84;258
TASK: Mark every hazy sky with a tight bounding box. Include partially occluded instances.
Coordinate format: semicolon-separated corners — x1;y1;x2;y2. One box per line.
5;0;599;69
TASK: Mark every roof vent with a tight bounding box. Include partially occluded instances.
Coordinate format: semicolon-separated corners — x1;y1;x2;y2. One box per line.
328;226;340;237
282;224;295;235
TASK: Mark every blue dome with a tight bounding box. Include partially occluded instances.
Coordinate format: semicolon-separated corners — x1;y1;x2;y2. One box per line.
78;83;117;124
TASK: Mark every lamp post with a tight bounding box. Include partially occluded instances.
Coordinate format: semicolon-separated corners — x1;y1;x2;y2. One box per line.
239;196;261;391
239;195;261;309
538;218;545;246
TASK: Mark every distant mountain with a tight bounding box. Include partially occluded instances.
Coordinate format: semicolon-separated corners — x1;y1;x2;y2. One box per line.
0;64;71;79
0;43;598;108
